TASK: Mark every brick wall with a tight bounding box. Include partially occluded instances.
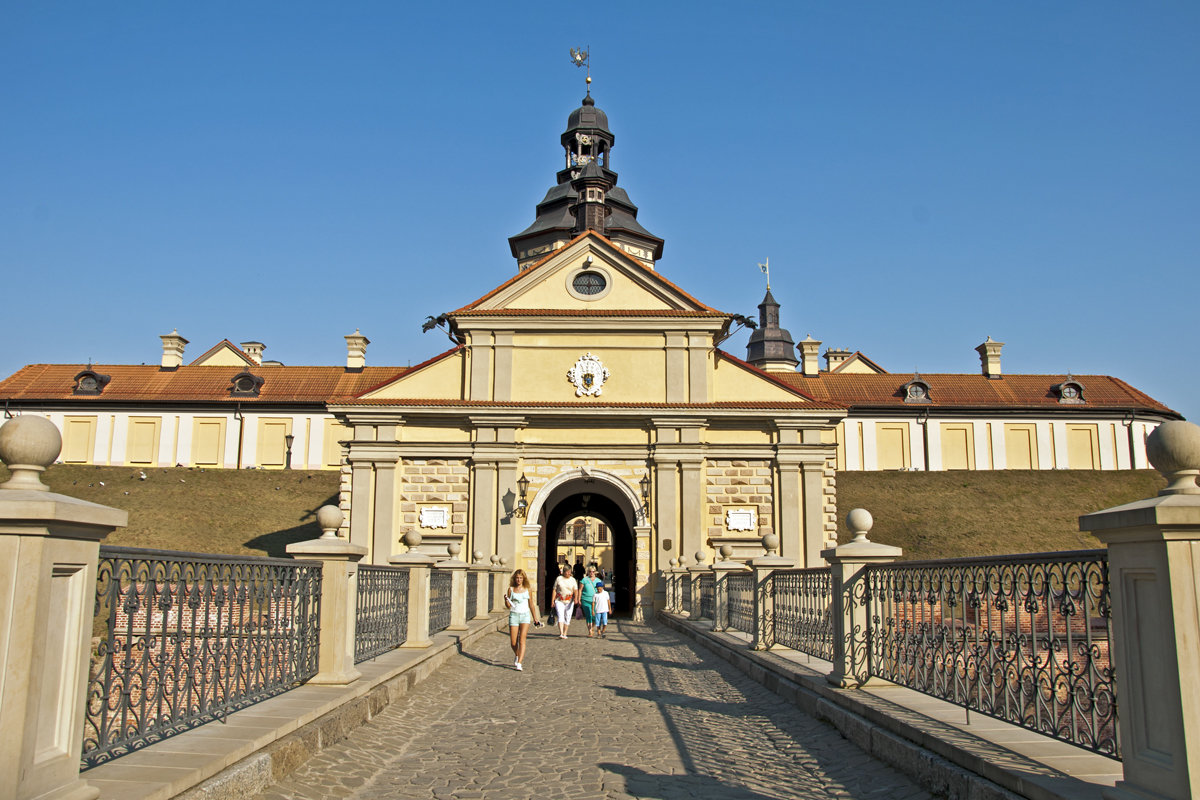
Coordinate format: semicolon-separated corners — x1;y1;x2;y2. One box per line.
704;459;774;540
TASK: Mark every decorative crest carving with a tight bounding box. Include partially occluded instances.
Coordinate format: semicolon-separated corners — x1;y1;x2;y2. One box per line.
567;352;610;397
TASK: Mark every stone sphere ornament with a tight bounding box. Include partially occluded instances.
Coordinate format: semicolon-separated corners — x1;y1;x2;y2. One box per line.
846;508;874;542
669;557;679;568
1146;420;1200;495
490;555;500;565
0;415;62;491
403;530;423;551
315;505;345;539
762;533;780;556
694;551;706;566
447;541;462;559
473;549;485;564
499;557;508;567
719;544;734;561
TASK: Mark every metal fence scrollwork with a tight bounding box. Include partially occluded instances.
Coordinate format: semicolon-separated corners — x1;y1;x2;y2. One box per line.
726;572;754;633
772;568;833;660
466;571;478;618
429;570;452;634
83;547;322;768
355;565;410;663
682;574;692;612
864;550;1117;757
698;573;714;619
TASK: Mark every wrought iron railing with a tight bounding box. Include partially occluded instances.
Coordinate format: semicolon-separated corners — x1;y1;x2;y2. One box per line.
488;573;496;611
864;550;1117;758
726;571;754;633
466;571;478;619
682;572;692;612
429;570;452;634
83;546;321;768
698;573;714;619
354;565;409;663
772;568;834;659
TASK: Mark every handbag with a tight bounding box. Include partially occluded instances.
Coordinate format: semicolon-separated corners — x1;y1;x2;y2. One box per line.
574;603;583;620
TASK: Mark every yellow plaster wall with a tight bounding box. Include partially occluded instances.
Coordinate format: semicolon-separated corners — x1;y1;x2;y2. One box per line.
1004;424;1037;470
363;350;465;399
510;344;667;402
521;425;651;446
402;425;471;443
62;416;97;463
875;423;909;470
711;357;806;403
323;419;352;466
1067;424;1100;469
835;359;879;374
702;428;772;445
940;423;975;470
505;262;678;310
193;347;251;367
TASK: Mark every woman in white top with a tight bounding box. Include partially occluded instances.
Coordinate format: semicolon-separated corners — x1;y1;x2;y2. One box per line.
552;564;579;639
504;569;541;671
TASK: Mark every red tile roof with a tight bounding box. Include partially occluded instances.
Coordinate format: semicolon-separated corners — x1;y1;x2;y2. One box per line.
0;364;404;405
453;309;727;318
772;372;1179;415
330;398;843;410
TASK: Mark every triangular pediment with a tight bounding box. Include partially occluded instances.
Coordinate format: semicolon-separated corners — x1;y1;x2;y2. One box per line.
457;233;717;316
190;340;257;367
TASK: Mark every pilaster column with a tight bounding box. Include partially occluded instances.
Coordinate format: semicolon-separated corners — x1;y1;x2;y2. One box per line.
372;462;397;564
435;544;470;632
680;459;704;562
287;506;368;685
1079;421;1200;800
390;531;433;648
750;534;795;651
349;460;373;555
0;416;127;800
822;508;901;688
800;461;825;567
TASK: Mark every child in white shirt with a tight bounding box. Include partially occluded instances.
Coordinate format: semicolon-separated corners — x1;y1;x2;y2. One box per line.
593;580;612;638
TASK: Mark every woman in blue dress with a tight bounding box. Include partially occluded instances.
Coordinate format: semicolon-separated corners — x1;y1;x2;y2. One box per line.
503;569;541;670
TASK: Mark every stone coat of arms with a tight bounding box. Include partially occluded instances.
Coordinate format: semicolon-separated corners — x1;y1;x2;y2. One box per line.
567;352;610;397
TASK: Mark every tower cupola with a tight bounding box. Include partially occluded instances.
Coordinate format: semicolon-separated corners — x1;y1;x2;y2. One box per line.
746;289;799;372
509;94;664;272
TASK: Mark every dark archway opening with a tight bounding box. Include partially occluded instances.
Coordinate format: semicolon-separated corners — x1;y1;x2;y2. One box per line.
538;491;635;616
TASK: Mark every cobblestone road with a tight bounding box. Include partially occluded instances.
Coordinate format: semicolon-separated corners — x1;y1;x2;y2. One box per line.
252;620;934;800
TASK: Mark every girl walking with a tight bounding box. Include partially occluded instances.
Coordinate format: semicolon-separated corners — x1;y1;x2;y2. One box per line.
503;569;541;671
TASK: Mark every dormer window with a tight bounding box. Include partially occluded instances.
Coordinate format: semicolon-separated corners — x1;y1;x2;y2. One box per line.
230;371;264;397
72;369;110;396
1054;377;1085;405
901;374;931;404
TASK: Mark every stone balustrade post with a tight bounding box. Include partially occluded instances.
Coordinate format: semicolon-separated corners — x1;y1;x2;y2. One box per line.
1080;420;1200;800
390;531;433;648
436;542;469;632
287;505;367;685
822;508;901;689
0;416;127;800
711;545;748;632
750;533;795;651
469;551;490;620
687;551;708;620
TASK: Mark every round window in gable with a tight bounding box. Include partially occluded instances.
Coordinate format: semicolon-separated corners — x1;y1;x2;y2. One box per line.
572;271;606;296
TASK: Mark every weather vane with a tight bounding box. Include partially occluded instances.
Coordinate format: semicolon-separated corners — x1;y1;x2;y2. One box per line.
570;47;591;94
758;258;771;290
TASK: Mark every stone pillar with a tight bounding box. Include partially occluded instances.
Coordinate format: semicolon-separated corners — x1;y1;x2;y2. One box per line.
750;534;795;650
0;416;127;800
390;531;433;648
1079;420;1200;800
470;551;491;620
822;508;901;688
491;557;509;612
687;555;709;621
287;505;368;685
437;543;470;631
711;546;748;632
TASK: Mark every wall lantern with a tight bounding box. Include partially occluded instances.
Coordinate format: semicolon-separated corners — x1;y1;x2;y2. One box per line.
284;434;295;470
639;473;651;504
516;473;530;517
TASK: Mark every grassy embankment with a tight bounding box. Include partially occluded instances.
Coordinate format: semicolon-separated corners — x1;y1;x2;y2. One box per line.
0;464;1166;561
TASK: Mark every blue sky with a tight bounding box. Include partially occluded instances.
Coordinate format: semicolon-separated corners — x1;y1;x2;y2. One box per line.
3;3;1197;420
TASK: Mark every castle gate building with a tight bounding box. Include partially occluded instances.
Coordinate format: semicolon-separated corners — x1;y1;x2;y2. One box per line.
332;94;845;617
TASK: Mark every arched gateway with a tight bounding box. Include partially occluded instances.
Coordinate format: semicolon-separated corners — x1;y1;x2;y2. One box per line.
523;468;651;619
332;93;843;606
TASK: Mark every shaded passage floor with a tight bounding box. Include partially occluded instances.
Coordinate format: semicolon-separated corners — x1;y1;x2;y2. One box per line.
251;620;934;800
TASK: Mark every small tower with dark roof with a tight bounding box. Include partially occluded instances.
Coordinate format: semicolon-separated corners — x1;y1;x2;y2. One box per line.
746;289;799;372
509;93;664;271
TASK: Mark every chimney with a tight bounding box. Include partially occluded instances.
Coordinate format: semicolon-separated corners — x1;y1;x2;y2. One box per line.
824;347;852;372
160;330;188;370
975;336;1003;379
799;335;821;377
240;341;265;366
345;330;370;371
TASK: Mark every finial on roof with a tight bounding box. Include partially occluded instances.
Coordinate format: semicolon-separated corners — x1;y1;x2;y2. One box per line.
757;258;771;290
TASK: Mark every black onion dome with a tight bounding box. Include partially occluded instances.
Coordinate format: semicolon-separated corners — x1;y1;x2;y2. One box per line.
566;94;610;133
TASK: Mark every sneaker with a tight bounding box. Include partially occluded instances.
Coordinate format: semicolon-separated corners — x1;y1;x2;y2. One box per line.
515;662;523;671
